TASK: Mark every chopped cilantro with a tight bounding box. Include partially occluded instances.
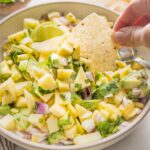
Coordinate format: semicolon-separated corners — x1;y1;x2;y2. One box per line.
93;79;120;99
0;105;11;115
85;79;90;84
38;86;54;95
95;72;103;81
74;83;82;92
47;131;64;144
97;116;123;137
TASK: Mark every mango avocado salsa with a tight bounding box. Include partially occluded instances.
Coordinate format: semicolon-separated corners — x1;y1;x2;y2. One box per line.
0;12;149;145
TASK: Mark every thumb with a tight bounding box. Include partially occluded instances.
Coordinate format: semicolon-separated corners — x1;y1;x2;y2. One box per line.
113;24;150;48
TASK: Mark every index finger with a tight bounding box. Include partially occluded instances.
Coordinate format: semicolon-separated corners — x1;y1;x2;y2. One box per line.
114;0;150;31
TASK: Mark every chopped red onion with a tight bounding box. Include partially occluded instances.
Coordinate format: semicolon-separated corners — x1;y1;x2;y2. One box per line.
36;102;49;114
86;71;94;81
132;88;141;96
27;126;41;135
139;97;148;104
81;87;92;100
122;97;128;106
95;113;105;123
60;58;68;66
60;140;74;145
15;131;32;140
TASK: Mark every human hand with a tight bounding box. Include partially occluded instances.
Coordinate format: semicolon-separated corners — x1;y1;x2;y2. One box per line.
113;0;150;48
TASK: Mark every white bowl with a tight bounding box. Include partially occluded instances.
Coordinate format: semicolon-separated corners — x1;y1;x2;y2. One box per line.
0;1;150;150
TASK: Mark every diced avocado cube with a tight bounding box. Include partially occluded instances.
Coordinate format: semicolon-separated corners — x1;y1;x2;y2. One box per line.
71;93;82;106
58;111;70;127
80;100;99;111
24;18;40;29
0;105;11;115
121;77;142;89
47;131;64;144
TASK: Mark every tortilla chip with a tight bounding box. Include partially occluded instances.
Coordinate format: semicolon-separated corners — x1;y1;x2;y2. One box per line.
68;13;118;73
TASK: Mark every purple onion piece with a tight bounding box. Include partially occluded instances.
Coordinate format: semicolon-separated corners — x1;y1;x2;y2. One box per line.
81;87;92;100
139;97;148;104
122;97;128;106
36;102;49;114
22;131;32;140
61;58;68;66
132;88;141;96
85;71;94;81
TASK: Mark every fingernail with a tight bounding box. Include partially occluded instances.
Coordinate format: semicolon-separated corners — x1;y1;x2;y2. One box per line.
112;31;123;44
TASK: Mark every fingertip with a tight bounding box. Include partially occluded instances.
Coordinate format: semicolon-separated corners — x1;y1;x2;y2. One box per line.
112;31;123;44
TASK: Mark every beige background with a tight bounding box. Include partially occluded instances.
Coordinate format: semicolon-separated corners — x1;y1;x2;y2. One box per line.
0;0;150;150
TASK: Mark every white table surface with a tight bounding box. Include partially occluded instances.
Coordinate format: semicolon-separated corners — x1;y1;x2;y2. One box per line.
0;0;150;150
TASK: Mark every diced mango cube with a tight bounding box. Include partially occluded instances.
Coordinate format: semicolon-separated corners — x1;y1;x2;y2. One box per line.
38;73;57;90
73;131;101;145
64;125;77;139
58;41;73;56
57;69;74;80
0;114;16;130
57;80;69;92
47;115;59;134
50;104;66;118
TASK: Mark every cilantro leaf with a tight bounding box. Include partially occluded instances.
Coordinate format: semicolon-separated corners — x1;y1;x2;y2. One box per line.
93;80;120;99
38;86;54;95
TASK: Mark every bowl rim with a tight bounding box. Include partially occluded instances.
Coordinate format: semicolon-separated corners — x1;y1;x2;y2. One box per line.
0;1;150;150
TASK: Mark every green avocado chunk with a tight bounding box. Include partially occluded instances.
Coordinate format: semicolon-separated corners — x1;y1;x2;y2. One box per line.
0;105;11;115
31;22;63;42
80;100;99;111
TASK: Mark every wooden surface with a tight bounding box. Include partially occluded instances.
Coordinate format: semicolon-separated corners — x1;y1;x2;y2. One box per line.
0;0;150;150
